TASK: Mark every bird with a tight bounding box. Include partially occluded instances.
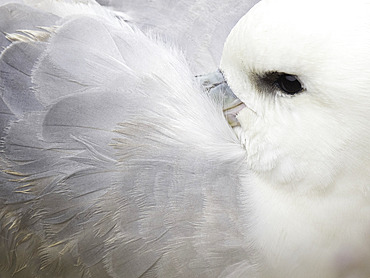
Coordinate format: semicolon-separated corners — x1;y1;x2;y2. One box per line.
0;0;369;277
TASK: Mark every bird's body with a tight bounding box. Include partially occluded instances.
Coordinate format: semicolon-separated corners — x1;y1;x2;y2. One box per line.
220;1;370;276
0;0;369;277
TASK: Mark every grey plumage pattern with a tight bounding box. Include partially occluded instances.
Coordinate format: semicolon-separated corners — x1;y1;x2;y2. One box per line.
0;2;257;277
97;0;260;73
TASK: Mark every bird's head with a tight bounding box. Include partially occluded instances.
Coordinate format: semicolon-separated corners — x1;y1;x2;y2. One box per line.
220;0;370;192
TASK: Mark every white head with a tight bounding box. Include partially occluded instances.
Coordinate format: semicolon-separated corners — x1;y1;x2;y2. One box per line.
220;0;370;192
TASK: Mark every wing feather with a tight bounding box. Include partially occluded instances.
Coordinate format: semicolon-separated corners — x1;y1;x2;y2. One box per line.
0;3;252;277
0;3;58;50
98;0;260;72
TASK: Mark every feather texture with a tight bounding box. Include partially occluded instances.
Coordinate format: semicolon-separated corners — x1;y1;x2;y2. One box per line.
0;4;252;277
97;0;260;73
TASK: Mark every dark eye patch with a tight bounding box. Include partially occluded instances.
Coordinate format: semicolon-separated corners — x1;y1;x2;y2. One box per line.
253;72;304;96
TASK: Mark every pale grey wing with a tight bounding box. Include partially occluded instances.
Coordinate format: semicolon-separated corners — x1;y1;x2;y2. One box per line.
98;0;260;73
0;3;58;139
0;3;58;50
0;42;45;116
0;7;251;278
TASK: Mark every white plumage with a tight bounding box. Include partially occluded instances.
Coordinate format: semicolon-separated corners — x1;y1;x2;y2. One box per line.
0;0;369;277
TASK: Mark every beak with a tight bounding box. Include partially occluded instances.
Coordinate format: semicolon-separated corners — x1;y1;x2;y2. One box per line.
197;70;246;127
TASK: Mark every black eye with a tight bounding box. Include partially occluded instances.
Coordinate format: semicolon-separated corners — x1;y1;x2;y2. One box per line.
277;74;303;95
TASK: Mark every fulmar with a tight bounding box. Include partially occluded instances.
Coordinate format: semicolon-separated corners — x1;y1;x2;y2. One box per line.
0;0;369;277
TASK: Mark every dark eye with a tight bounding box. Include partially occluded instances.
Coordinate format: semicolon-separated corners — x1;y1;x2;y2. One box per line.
277;74;303;95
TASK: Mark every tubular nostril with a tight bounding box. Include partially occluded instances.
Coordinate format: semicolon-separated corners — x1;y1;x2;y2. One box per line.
197;70;246;127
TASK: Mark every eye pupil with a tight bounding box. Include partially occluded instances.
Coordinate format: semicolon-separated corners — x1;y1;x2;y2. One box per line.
277;74;303;95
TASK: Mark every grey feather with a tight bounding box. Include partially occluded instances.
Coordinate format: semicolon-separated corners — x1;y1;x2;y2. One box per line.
0;4;255;278
0;42;45;117
0;3;58;138
0;3;58;50
0;97;14;139
97;0;260;73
